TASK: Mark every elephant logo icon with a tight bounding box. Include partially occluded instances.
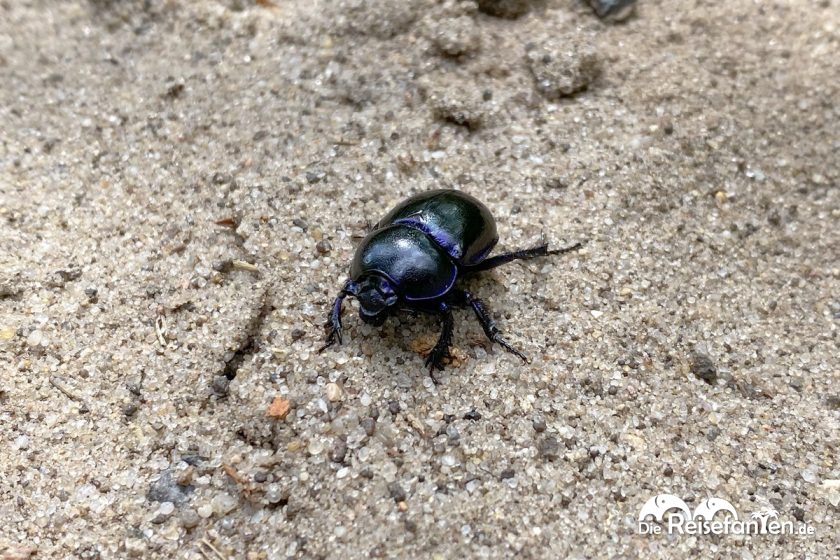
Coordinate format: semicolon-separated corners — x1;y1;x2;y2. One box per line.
638;494;692;522
693;498;738;521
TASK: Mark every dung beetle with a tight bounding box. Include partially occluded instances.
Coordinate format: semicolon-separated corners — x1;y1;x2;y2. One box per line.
319;189;582;374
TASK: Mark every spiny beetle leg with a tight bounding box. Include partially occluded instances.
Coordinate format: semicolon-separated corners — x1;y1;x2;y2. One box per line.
425;302;454;378
318;285;353;353
449;289;529;363
468;240;584;272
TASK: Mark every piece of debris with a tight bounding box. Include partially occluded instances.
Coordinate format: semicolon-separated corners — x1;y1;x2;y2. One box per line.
49;376;85;403
266;396;291;419
154;313;168;347
222;464;253;497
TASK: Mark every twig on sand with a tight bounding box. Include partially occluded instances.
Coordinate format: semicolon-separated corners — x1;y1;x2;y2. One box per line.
199;539;227;560
49;376;84;402
155;313;168;347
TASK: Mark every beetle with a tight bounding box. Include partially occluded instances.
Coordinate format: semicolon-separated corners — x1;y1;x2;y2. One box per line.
319;189;582;374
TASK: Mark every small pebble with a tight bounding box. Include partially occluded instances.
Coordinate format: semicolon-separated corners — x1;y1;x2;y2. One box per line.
532;416;547;432
211;492;238;515
361;417;376;437
179;508;201;529
325;382;343;402
500;468;515;480
197;504;214;518
211;376;230;396
538;436;560;461
463;409;481;421
691;352;718;384
315;240;332;255
388;482;407;502
330;438;348;463
587;0;636;21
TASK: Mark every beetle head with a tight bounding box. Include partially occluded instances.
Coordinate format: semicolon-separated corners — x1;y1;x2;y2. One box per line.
353;274;398;326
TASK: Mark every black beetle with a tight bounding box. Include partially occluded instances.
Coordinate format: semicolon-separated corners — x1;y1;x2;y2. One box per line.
319;189;581;373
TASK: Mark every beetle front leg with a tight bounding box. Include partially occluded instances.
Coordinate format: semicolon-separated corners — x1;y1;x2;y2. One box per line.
449;289;528;362
425;302;454;376
318;281;356;353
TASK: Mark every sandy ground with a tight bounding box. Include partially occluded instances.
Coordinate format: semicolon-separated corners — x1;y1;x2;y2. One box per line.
1;0;838;558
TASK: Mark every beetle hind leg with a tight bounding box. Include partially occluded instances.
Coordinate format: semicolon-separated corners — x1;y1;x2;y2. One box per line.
467;241;583;272
449;289;528;363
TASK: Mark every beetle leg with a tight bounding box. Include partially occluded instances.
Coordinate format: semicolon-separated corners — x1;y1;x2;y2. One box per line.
450;289;529;363
425;302;454;377
318;281;355;353
466;241;583;272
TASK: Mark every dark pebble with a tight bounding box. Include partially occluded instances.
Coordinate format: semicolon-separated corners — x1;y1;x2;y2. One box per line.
388;400;401;415
211;376;230;396
706;426;721;441
292;218;308;231
253;471;268;483
144;285;160;298
587;0;636;21
148;470;194;505
360;468;374;479
290;328;306;342
663;465;674;477
330;438;348;464
315;240;332;255
84;287;98;301
305;171;325;184
164;83;185;99
792;506;805;522
463;409;481;421
477;0;532;18
388;482;407;502
538;436;560;461
361;417;376;437
123;403;138;417
500;468;515;480
532;416;547;432
690;352;718;384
